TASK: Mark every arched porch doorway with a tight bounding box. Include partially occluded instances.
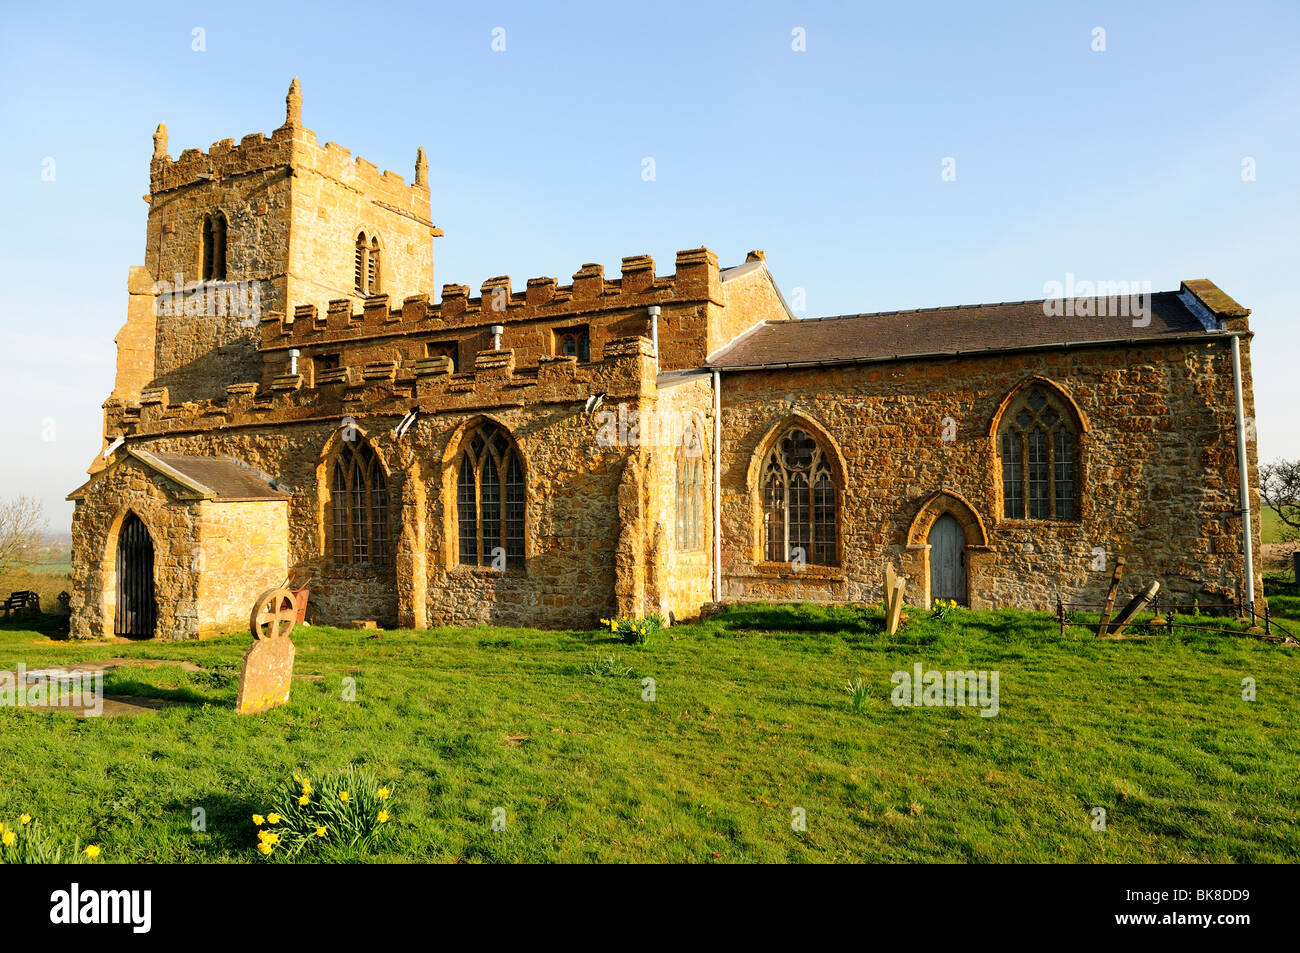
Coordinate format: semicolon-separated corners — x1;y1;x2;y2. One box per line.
114;512;156;639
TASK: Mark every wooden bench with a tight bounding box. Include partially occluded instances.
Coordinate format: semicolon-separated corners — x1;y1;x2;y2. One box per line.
2;590;40;619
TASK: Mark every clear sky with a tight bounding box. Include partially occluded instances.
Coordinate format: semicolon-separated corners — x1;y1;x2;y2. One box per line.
1;0;1297;530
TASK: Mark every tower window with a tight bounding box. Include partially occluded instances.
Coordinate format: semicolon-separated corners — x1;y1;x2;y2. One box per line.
201;212;227;281
354;231;381;295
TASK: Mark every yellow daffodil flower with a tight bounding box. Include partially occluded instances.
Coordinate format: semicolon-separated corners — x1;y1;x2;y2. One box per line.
84;845;101;859
299;794;310;806
257;842;272;855
2;831;15;847
339;791;349;803
315;826;327;837
19;814;31;826
267;813;280;824
377;788;390;800
252;814;265;826
377;810;389;823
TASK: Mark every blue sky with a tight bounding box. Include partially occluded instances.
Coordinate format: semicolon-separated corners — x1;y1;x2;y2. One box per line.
1;0;1297;528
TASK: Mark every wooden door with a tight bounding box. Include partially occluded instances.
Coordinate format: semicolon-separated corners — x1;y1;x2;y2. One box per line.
114;512;156;638
928;513;968;605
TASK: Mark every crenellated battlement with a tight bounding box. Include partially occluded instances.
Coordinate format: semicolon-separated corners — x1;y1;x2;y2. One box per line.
101;333;660;443
257;248;722;350
148;79;430;218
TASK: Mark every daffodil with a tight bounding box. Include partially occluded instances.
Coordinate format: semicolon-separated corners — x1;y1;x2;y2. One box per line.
257;842;273;855
339;791;350;803
377;810;389;823
299;794;310;806
84;845;101;859
252;814;265;826
267;813;281;824
377;787;390;800
315;826;327;838
19;814;31;826
2;831;15;847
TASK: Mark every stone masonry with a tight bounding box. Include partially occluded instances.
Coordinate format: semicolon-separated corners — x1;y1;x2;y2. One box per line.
67;82;1263;639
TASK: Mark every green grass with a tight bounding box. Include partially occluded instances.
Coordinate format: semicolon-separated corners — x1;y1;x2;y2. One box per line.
1260;506;1300;544
1;596;1298;864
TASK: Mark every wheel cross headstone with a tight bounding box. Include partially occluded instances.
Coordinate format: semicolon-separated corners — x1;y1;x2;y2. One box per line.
250;587;298;641
236;588;299;715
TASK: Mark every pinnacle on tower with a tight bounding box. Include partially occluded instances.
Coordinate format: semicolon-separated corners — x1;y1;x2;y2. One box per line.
285;77;302;128
152;122;168;160
415;146;429;189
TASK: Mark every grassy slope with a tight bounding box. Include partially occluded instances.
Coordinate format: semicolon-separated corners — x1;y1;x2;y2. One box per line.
1;600;1298;864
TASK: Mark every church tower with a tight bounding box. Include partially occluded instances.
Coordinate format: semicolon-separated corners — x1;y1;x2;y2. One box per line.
121;80;440;404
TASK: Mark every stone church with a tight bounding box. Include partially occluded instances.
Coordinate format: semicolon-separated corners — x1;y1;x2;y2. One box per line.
67;82;1264;639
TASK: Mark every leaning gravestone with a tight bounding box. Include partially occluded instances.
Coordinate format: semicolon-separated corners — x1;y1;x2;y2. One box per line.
1108;580;1161;638
236;588;298;715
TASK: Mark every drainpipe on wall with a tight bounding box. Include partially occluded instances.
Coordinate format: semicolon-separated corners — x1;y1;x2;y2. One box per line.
490;324;504;351
713;368;722;604
648;306;661;374
288;348;300;375
1230;333;1255;605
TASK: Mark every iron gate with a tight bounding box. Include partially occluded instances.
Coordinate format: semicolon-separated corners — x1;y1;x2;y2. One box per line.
114;512;156;638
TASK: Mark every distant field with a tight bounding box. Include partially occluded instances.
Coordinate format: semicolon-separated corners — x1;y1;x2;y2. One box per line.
29;559;72;575
1261;507;1298;544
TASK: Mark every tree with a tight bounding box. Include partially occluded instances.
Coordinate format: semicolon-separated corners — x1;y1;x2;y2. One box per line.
1260;459;1300;542
0;496;48;577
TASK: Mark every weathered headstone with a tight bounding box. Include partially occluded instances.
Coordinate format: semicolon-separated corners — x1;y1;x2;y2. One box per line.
236;588;297;715
1096;556;1126;637
1108;580;1160;638
884;562;907;635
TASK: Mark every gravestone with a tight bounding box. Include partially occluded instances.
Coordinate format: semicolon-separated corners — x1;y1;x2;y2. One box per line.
236;588;297;715
884;562;907;635
1096;556;1126;637
1108;580;1161;638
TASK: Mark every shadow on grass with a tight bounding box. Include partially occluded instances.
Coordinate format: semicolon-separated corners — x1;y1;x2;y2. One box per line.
0;612;69;637
100;674;228;707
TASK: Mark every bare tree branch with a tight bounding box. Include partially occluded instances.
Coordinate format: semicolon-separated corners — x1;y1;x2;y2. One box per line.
1260;459;1300;542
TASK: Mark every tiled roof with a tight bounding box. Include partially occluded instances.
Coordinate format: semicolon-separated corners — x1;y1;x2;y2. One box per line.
143;452;289;500
708;284;1244;370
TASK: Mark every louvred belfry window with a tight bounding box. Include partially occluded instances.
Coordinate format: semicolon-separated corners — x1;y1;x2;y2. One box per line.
997;386;1079;521
760;427;838;565
354;231;380;294
456;422;525;568
330;438;390;566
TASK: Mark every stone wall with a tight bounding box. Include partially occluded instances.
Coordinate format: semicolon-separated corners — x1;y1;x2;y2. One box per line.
69;458;201;640
718;337;1264;612
194;499;290;636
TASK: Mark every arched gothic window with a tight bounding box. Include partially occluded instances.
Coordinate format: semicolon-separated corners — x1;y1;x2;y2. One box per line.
760;427;837;565
354;232;381;294
330;438;390;566
457;422;525;568
676;449;706;551
201;212;227;281
997;386;1079;520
